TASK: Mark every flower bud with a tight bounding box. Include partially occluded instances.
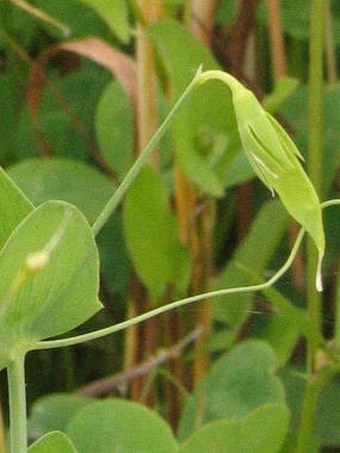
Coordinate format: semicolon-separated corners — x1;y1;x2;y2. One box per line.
198;70;325;290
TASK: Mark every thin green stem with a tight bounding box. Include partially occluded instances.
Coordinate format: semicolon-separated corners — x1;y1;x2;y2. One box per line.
306;0;324;356
335;261;340;348
7;355;27;453
321;199;340;209
298;0;325;449
307;0;324;195
32;200;339;352
34;227;305;350
295;366;339;453
91;65;203;237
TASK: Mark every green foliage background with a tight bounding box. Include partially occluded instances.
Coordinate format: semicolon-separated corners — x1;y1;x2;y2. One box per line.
0;0;339;451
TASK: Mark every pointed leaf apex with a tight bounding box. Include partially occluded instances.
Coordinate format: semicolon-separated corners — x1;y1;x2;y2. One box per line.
316;253;323;292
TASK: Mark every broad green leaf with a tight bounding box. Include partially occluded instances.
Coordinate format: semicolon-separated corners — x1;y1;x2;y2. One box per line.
280;84;340;195
212;200;289;333
148;18;240;197
35;0;112;40
234;264;315;365
180;404;289;453
199;70;325;290
96;80;133;179
28;394;93;440
123;166;191;301
96;211;130;297
281;366;340;448
28;431;77;452
315;376;340;447
255;286;306;366
8;158;116;225
262;77;299;114
0;74;22;166
79;0;130;43
66;399;178;452
178;340;285;441
0;201;102;370
0;166;33;250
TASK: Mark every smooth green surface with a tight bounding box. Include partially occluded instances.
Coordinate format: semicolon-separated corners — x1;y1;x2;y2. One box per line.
148;18;241;197
35;0;112;39
0;166;33;250
80;0;130;43
255;286;306;366
275;85;340;195
96;79;133;178
66;399;178;452
123;166;191;301
28;431;78;452
28;394;93;439
7;356;27;453
212;199;289;329
0;74;21;166
8;157;116;225
178;340;285;440
96;211;130;296
281;366;340;447
262;77;299;114
0;201;101;370
179;404;289;453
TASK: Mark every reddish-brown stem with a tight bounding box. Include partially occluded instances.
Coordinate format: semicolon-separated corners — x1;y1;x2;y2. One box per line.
77;328;202;398
324;0;337;84
180;0;218;386
266;0;287;79
124;0;163;404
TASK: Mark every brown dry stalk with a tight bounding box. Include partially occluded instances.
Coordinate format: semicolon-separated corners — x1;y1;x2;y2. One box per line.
266;0;287;79
324;0;337;84
124;0;164;404
228;0;259;76
77;328;202;398
179;0;218;386
190;0;219;47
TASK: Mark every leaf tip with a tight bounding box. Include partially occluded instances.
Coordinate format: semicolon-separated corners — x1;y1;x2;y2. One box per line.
316;253;323;292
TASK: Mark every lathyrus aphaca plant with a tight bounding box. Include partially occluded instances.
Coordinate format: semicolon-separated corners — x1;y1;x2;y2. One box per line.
1;67;335;452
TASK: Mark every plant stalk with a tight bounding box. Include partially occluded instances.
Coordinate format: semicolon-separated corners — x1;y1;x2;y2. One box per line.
183;0;218;386
91;66;202;237
34;226;306;350
335;260;340;348
307;0;324;385
126;0;163;403
33;200;339;352
297;0;325;449
7;355;27;453
0;400;6;453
